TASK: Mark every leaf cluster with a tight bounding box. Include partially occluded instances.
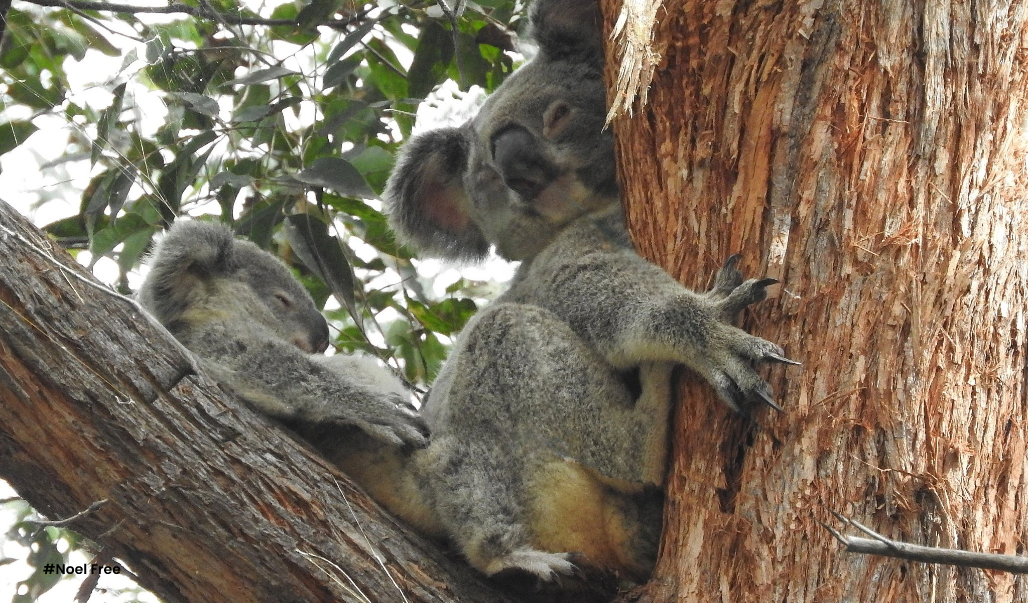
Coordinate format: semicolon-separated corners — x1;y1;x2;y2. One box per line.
0;3;519;600
1;0;520;387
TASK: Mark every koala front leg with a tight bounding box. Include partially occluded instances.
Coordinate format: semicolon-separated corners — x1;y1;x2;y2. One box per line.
627;257;797;413
547;252;796;414
203;335;429;448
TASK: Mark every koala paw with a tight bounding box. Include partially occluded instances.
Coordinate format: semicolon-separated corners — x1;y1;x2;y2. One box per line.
702;330;798;414
697;256;799;414
335;391;430;449
486;549;579;583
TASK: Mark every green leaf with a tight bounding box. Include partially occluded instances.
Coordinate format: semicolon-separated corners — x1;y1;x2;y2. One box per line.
297;0;344;29
269;4;319;45
92;82;126;165
174;92;220;118
232;105;272;122
282;214;359;321
295;157;377;198
62;13;120;56
89;213;153;258
407;20;454;98
222;65;297;87
155;130;218;222
365;39;408;100
0;28;33;69
210;170;254;188
348;145;394;189
43;215;90;248
83;166;137;237
0;121;38;156
406;297;477;335
13;523;64;603
117;226;157;276
323;54;362;90
235;198;291;247
326;18;380;65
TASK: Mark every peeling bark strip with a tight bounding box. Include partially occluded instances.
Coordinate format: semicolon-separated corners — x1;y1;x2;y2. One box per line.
0;200;521;603
602;0;1028;601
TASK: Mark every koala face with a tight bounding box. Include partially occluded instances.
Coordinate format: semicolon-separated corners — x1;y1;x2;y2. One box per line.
139;221;330;355
231;242;330;354
384;0;616;261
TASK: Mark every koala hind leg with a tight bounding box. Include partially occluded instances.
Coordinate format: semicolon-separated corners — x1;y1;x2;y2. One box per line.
421;435;579;581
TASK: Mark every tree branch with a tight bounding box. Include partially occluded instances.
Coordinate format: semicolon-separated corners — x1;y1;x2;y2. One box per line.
0;198;524;603
819;510;1028;574
19;0;366;31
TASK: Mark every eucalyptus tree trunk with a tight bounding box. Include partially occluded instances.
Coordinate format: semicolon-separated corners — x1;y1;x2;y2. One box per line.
602;0;1028;601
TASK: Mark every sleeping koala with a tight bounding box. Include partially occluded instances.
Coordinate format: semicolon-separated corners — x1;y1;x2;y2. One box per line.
137;220;429;456
382;0;796;584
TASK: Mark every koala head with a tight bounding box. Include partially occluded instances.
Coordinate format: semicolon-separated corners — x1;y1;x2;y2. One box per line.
384;0;616;262
138;221;330;354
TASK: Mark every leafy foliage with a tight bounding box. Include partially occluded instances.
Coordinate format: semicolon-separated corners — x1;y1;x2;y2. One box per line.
0;0;521;600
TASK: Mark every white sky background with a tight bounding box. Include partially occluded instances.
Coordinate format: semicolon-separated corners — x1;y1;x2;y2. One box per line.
0;4;519;601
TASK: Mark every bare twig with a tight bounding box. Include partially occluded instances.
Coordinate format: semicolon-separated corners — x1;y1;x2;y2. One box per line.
31;499;109;527
0;0;15;43
20;0;366;32
434;0;466;88
819;509;1028;574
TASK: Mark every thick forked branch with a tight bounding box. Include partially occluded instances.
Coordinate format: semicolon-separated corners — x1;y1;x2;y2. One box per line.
0;199;520;603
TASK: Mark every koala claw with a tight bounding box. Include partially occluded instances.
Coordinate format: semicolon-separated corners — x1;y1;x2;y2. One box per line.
709;254;745;298
754;388;784;412
766;352;801;366
717;277;778;321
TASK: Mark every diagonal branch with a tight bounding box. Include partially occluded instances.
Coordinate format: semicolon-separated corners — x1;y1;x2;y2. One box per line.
819;509;1028;574
0;198;524;603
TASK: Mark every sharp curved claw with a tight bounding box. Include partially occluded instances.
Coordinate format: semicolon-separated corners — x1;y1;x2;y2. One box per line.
755;389;784;412
767;353;801;366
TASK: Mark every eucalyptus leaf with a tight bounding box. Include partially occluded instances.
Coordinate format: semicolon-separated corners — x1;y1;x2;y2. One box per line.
294;157;377;199
282;214;359;322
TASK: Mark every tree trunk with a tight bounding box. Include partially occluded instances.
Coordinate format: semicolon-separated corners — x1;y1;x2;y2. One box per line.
602;0;1028;601
0;199;523;603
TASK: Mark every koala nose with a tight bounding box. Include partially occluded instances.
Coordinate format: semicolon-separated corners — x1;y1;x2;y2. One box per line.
313;315;330;353
301;314;330;354
491;126;558;199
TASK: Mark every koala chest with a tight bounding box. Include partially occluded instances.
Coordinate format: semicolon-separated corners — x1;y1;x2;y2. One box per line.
525;459;656;579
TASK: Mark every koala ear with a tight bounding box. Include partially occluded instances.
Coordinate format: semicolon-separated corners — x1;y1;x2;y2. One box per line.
384;127;490;261
529;0;604;64
138;221;236;324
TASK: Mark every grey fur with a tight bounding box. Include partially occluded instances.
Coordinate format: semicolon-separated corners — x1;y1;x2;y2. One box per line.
137;220;429;448
380;0;795;584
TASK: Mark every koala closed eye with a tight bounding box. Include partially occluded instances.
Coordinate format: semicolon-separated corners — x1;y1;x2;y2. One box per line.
273;291;294;310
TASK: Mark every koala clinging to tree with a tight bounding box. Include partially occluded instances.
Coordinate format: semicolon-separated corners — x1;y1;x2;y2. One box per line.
137;220;429;461
382;0;798;585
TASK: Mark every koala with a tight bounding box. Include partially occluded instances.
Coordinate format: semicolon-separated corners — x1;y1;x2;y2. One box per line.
381;0;796;585
137;220;429;460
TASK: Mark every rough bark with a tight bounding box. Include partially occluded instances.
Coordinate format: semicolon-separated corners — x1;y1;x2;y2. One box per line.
601;0;1028;601
0;199;523;603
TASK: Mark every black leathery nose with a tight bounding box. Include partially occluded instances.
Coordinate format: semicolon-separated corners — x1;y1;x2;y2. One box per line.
491;126;557;198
